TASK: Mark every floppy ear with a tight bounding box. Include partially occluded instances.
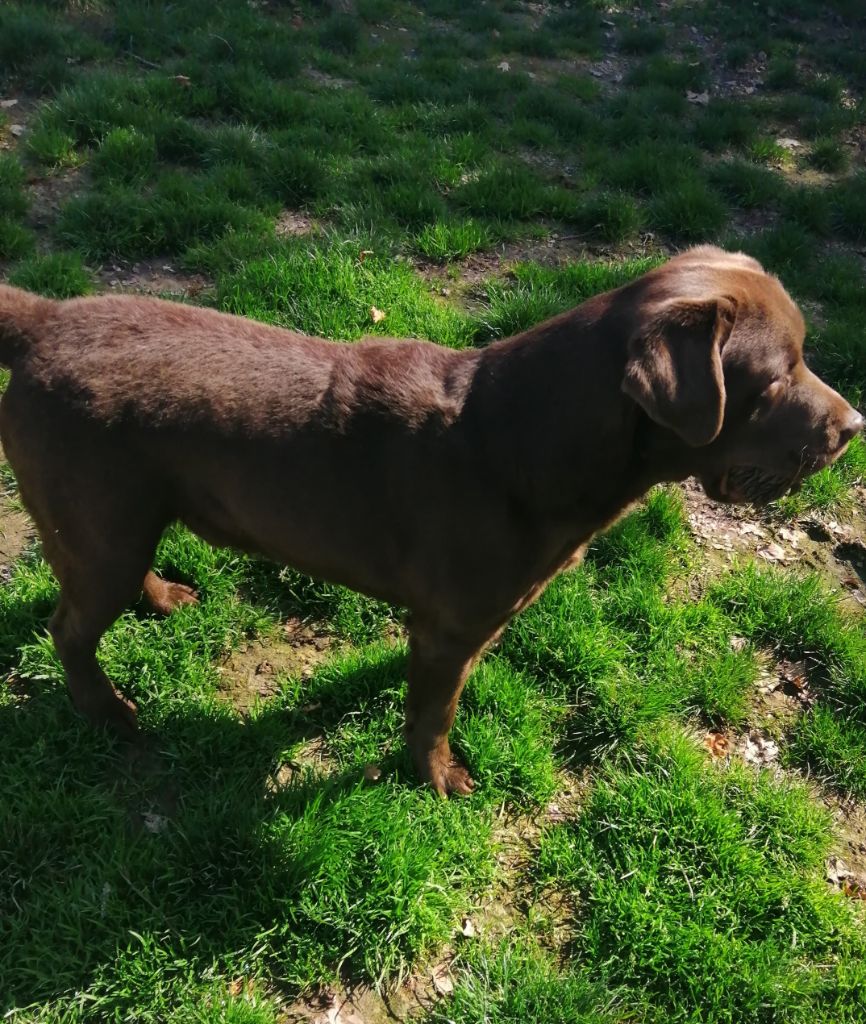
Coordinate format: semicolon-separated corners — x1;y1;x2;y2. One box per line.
622;296;738;447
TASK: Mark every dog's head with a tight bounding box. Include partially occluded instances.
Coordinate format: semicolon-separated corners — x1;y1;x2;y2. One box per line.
622;246;863;505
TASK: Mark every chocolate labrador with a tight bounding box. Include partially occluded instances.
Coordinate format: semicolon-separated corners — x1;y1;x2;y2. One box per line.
0;246;861;794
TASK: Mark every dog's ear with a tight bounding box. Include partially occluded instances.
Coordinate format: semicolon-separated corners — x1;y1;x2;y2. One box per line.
622;296;738;447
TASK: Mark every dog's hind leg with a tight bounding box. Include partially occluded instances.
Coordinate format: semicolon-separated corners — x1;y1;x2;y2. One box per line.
42;517;166;737
142;570;199;615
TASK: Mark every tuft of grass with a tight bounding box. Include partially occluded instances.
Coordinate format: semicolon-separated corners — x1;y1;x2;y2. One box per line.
765;55;800;89
708;159;783;209
0;154;29;220
0;221;34;261
7;251;93;299
831;173;866;242
433;938;622;1024
538;728;866;1023
573;191;643;244
648;176;728;242
692;99;757;153
479;257;660;342
91;126;157;185
414;219;492;263
24;124;80;169
808;136;850;174
711;563;866;795
627;56;708;92
618;22;666;55
217;238;475;347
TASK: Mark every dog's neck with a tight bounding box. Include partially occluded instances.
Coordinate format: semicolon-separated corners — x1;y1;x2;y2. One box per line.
468;297;659;529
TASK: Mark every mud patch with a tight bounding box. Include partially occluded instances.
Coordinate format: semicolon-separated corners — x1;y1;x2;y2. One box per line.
217;620;331;713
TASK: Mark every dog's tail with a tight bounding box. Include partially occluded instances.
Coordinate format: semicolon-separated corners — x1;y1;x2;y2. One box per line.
0;284;54;368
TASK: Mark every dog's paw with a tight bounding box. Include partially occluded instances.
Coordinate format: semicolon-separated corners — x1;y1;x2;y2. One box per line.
427;755;476;798
145;577;199;615
74;687;139;739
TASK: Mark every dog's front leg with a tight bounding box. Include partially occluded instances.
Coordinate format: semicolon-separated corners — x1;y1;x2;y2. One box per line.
404;623;489;797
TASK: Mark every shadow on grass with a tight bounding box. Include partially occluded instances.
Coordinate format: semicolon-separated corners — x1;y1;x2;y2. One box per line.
0;642;495;1015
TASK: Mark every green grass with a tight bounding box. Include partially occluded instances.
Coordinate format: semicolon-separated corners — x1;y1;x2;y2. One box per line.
3;1;866;1019
7;251;93;298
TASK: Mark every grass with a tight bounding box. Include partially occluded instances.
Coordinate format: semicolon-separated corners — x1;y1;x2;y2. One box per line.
2;0;866;1020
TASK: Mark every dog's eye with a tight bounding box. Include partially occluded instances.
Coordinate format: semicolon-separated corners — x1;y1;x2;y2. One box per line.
761;380;785;405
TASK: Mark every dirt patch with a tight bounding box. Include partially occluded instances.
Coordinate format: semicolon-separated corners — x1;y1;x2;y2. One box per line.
95;257;213;299
0;501;32;580
217;618;331;713
683;478;866;612
275;210;320;238
825;795;866;898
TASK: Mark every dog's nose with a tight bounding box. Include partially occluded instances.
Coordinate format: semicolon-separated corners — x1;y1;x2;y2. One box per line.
839;408;864;447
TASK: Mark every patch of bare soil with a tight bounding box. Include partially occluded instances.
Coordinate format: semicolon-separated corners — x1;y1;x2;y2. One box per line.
217;618;331;713
275;210;321;238
682;478;866;613
95;257;213;299
0;501;32;581
825;796;866;901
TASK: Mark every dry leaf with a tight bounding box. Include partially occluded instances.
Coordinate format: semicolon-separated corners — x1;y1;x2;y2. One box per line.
432;966;454;996
739;522;765;538
497;60;510;72
842;878;866;900
546;801;567;823
686;90;709;105
740;732;779;766
826;855;851;886
358;249;373;263
704;731;730;759
142;811;169;834
757;542;786;563
460;916;476;938
777;526;801;546
369;306;386;324
729;635;747;652
172;74;192;86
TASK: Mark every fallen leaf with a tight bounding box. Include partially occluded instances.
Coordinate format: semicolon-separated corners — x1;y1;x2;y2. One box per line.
546;801;567;822
704;731;730;759
757;542;786;563
777;526;801;546
740;732;779;766
841;577;862;590
142;811;169;834
358;249;374;263
497;60;510;72
460;916;476;938
369;306;386;324
826;856;851;886
739;522;765;538
686;90;709;105
842;877;866;900
729;635;747;652
431;966;454;995
228;978;243;998
172;74;191;86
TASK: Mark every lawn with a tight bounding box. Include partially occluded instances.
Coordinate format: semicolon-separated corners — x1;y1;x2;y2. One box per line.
1;1;865;1021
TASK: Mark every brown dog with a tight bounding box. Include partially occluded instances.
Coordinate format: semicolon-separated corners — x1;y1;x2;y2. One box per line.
0;246;861;794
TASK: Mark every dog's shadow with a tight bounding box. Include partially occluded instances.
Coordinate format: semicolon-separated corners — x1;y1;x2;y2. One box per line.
0;638;414;1014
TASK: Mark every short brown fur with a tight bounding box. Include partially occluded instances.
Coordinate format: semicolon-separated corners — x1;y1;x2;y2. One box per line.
0;247;861;794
